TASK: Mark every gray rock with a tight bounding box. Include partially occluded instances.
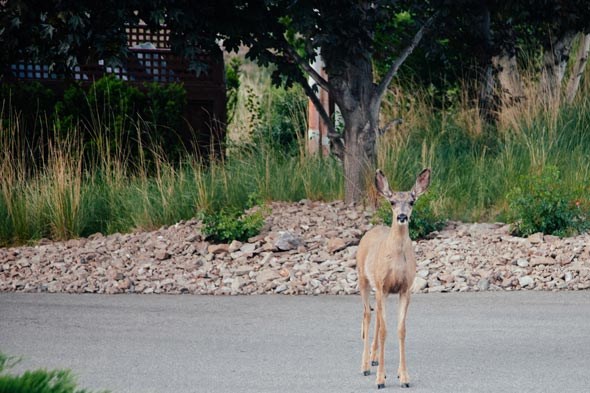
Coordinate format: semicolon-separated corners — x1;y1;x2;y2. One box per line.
528;232;544;244
228;240;243;253
274;231;302;251
518;276;535;288
208;244;229;254
240;243;257;254
530;256;557;266
231;277;244;292
154;250;171;260
477;278;490;291
185;233;200;243
417;269;429;278
418;259;431;267
327;238;347;253
256;269;280;284
234;266;252;276
309;279;321;288
412;277;428;291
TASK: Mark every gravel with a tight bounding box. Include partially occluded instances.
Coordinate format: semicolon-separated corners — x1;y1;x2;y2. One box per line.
1;200;589;295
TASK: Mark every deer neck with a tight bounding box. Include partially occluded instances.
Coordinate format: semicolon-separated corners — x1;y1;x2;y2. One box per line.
388;223;411;248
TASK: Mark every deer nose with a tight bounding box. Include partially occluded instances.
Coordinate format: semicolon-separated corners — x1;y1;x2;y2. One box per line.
397;214;408;223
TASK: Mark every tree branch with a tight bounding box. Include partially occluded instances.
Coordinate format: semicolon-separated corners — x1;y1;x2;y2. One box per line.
297;70;340;140
378;118;403;135
258;47;338;140
375;13;437;99
283;44;332;93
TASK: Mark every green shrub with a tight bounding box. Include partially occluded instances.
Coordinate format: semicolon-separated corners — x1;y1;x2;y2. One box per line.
202;207;266;243
0;353;105;393
507;166;589;237
145;82;187;133
5;76;188;164
88;75;145;115
54;83;86;133
374;190;445;240
0;81;55;122
256;85;307;154
225;57;242;124
0;81;56;151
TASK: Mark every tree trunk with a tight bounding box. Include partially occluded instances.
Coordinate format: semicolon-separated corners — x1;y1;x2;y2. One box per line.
491;20;524;109
566;32;590;104
493;52;525;107
327;52;380;204
342;108;378;204
477;2;496;122
541;30;577;100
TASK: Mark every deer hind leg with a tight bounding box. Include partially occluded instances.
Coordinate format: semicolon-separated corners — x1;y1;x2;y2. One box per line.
397;290;411;388
375;289;387;389
360;276;372;375
370;305;380;368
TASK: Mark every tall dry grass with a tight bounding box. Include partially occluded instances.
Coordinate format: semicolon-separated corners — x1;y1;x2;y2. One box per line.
1;58;589;245
377;67;590;222
0;98;342;246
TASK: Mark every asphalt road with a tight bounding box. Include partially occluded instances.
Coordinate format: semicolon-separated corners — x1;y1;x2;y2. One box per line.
1;292;589;393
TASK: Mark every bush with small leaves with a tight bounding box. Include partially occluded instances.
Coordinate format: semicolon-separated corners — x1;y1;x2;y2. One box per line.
202;207;265;244
507;166;589;237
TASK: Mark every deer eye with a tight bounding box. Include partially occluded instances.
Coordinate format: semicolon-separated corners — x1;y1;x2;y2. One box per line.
390;200;396;206
409;200;415;207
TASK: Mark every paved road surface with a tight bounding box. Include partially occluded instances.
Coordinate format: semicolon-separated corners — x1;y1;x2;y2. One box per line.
1;292;589;393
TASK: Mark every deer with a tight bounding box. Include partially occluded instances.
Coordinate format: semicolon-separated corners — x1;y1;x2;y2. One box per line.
356;168;431;389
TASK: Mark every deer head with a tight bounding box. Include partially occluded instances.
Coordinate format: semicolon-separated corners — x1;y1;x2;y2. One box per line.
375;168;431;225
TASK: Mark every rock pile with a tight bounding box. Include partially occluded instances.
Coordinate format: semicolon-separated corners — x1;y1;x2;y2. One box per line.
1;201;589;295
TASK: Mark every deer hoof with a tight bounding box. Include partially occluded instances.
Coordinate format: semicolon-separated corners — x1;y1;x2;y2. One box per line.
401;383;410;388
363;370;371;376
371;360;379;366
377;383;385;389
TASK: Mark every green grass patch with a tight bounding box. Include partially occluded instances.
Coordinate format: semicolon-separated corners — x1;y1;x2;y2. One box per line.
0;353;106;393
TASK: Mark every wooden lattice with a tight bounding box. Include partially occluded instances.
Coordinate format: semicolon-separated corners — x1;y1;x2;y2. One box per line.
126;25;171;49
7;24;217;84
4;24;226;159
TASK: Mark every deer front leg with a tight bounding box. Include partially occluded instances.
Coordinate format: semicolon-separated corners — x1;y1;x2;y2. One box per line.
360;277;372;375
397;290;411;388
375;290;387;389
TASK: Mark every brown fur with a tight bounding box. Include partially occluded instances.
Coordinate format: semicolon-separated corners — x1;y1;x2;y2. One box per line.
356;168;430;389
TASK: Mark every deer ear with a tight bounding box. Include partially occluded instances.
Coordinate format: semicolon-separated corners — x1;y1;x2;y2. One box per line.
412;168;431;197
375;169;393;198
